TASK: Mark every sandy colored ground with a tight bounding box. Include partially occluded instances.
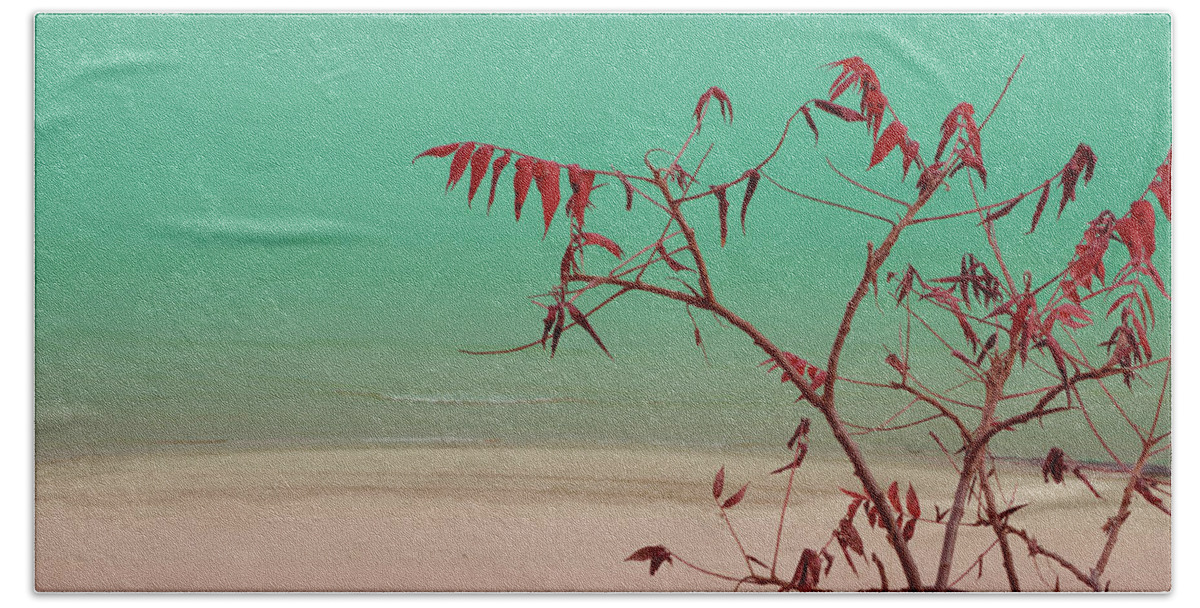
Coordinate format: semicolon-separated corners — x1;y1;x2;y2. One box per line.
34;442;1170;592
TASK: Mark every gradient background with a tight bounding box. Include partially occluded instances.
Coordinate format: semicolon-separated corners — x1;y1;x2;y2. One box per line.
34;14;1171;463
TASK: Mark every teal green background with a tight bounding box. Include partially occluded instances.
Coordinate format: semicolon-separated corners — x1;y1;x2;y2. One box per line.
35;14;1171;463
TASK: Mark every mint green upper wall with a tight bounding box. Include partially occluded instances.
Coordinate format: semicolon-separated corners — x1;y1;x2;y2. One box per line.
34;14;1170;459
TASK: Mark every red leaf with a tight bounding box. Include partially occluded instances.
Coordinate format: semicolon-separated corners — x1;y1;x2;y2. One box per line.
711;185;730;247
952;146;988;187
549;303;565;357
801;106;819;145
466;144;495;205
935;103;975;162
868;120;908;170
740;169;760;234
837;517;865;556
901;138;920;180
412;142;461;163
1134;479;1170;515
540;305;559;350
839;487;868;501
1027;183;1051;234
885;353;908;377
580;232;623;259
512;156;535;221
487;151;512;213
656;243;691;272
812;98;867;123
1047;302;1093;331
887;481;902;514
534;160;561;236
846;498;864;520
721;483;748;509
1114;198;1157;266
916;162;947;200
1130;311;1152;360
1058;143;1098;219
902;518;917;542
565;301;613;359
445;141;476;192
826;56;868;101
616;171;636;211
1148;149;1171;220
906;484;921;519
861;88;888;139
626;545;673;576
566;164;600;225
770;445;808;475
713;466;725;500
792;548;822;590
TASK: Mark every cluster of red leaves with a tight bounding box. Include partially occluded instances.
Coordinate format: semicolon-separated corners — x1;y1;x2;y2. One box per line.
936;103;988;187
827;57;888;138
1041;447;1101;499
801;57;889;145
1100;307;1152;388
707;170;762;244
1061;211;1116;303
1027;143;1098;233
761;351;828;390
838;482;922;564
693;86;733;129
414;142;608;237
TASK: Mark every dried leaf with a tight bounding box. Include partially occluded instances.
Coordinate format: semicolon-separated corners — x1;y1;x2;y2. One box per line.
887;481;902;514
693;86;733;127
711;185;730;247
871;553;888;591
713;466;725;500
838;517;865;556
